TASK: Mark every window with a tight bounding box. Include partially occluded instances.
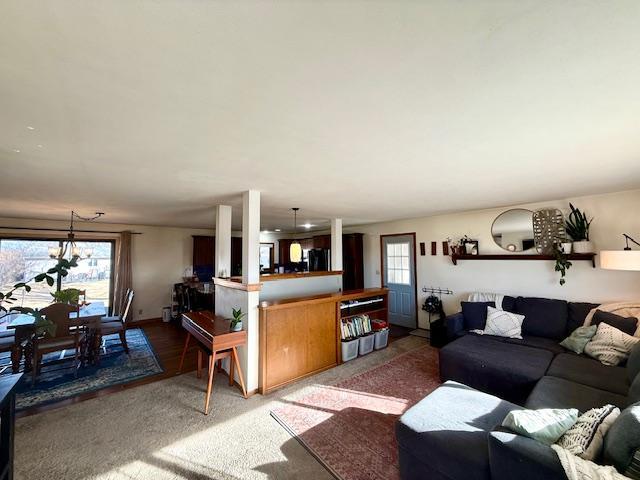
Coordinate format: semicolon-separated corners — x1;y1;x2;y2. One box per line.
0;238;115;311
259;243;274;273
386;242;411;285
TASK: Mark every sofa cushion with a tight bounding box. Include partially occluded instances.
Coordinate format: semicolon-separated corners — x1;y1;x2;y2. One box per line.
547;353;630;395
482;307;524;339
439;334;553;404
567;302;600;335
502;295;518;313
603;401;640;476
515;297;569;340
502;335;567;355
592;310;639;336
525;376;628;413
488;429;566;480
628;344;640;384
559;325;598;354
396;381;519;480
461;301;495;330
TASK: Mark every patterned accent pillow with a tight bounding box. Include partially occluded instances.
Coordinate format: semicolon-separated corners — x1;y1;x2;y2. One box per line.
556;405;620;460
483;306;525;339
584;323;640;366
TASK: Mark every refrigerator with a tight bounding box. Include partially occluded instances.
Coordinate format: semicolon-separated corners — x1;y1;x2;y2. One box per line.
308;248;330;271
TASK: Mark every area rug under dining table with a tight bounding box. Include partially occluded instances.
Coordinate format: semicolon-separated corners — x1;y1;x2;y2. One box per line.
7;328;163;411
271;344;440;480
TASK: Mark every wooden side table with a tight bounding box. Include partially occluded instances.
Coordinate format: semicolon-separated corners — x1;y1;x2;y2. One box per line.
178;311;247;414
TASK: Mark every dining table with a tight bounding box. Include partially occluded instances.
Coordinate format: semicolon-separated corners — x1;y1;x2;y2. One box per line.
6;301;107;374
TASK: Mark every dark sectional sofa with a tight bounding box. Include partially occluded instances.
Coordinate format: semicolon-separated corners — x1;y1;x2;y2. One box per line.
395;295;640;480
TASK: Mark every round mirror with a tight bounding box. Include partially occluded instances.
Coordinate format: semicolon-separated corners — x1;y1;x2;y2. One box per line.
491;209;535;252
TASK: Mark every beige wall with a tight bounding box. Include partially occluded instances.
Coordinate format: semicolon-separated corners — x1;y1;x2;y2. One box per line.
346;189;640;330
0;217;213;321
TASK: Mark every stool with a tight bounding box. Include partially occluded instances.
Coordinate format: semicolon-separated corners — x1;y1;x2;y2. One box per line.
196;346;246;415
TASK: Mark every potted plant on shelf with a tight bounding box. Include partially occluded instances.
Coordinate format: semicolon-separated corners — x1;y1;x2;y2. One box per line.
565;203;594;253
230;308;246;332
553;244;573;286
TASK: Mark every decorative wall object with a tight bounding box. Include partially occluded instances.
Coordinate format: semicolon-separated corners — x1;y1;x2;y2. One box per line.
430;242;436;256
533;209;566;254
442;241;449;256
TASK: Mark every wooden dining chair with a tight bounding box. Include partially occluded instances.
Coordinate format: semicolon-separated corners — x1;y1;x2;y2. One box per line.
99;290;134;354
33;303;84;386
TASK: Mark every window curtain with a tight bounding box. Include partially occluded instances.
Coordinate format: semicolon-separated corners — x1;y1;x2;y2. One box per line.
112;230;133;315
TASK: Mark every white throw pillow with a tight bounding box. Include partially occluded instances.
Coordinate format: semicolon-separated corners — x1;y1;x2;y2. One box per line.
556;405;620;460
482;306;524;339
584;323;640;366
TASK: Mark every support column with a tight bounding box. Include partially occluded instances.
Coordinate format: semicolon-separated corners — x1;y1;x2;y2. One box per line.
331;218;343;271
242;190;261;284
215;205;232;278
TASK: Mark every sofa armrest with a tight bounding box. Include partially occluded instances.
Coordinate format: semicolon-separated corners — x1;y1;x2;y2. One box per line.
445;312;465;340
488;429;566;480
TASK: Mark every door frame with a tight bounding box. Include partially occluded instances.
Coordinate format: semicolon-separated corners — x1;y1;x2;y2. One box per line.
379;232;418;329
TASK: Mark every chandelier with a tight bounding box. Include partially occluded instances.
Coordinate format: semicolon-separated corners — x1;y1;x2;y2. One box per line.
289;208;302;263
48;210;105;260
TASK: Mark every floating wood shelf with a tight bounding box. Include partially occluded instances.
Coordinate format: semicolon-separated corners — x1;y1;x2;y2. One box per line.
451;253;597;268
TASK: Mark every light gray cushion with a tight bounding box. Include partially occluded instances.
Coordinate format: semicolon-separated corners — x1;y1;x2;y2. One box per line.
560;325;597;354
502;408;578;445
481;307;525;339
604;402;640;475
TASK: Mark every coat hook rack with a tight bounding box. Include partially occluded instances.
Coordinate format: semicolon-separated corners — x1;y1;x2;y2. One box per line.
422;287;453;296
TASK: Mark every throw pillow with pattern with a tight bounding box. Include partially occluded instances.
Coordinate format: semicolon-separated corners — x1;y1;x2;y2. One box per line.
556;404;620;460
482;306;525;339
584;323;640;366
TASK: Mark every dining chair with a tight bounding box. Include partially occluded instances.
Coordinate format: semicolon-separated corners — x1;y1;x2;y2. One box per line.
32;303;84;386
99;290;134;354
0;326;15;374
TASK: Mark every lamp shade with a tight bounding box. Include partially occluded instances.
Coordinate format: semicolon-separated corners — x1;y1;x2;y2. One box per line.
600;250;640;271
290;241;302;263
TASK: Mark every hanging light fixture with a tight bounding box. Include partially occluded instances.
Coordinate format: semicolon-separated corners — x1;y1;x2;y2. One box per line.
48;210;105;260
290;208;302;263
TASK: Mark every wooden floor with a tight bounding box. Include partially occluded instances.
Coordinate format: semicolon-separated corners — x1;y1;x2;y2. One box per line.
18;319;411;418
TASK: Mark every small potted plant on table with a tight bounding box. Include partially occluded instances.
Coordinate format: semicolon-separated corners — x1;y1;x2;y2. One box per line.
230;308;246;332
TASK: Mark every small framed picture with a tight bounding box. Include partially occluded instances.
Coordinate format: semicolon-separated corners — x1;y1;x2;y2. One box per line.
464;240;479;255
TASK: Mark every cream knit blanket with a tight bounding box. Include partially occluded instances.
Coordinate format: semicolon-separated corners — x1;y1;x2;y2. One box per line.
584;302;640;337
552;445;629;480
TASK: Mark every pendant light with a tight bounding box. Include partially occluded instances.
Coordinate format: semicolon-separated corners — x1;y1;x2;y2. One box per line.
290;208;302;263
48;210;105;260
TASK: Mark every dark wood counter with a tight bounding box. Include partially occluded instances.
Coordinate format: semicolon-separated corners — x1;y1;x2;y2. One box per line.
229;270;343;283
258;288;388;394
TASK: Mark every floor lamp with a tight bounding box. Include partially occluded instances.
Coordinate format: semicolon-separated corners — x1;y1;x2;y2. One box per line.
600;234;640;271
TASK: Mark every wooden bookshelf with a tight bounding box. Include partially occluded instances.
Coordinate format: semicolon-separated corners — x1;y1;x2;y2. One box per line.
258;288;388;394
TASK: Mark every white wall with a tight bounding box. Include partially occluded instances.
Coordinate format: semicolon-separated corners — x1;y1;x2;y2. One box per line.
259;274;343;302
0;217;213;322
346;189;640;330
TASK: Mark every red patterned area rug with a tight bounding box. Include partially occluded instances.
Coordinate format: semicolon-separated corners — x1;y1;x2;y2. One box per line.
271;345;440;480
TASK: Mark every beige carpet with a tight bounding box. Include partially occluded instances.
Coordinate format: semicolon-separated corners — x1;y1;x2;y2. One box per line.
15;336;428;480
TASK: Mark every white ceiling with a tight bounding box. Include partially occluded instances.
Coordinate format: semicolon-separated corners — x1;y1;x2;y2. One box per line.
1;1;639;231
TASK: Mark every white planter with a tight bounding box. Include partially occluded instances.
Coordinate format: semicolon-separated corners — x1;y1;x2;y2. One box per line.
572;240;595;254
560;242;573;254
231;321;243;332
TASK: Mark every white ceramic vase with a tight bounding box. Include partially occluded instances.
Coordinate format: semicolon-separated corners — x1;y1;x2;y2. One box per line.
231;321;243;332
560;242;573;254
572;240;595;254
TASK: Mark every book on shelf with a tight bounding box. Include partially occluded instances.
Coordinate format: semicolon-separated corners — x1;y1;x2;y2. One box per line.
340;314;373;341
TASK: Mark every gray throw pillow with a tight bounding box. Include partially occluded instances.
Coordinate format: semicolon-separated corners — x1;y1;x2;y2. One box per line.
560;325;598;354
604;402;640;476
502;408;578;445
628;343;640;384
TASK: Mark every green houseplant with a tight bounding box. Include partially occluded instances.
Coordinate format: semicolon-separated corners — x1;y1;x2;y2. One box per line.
230;308;246;332
553;244;573;286
565;203;594;253
51;288;82;305
0;256;79;336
